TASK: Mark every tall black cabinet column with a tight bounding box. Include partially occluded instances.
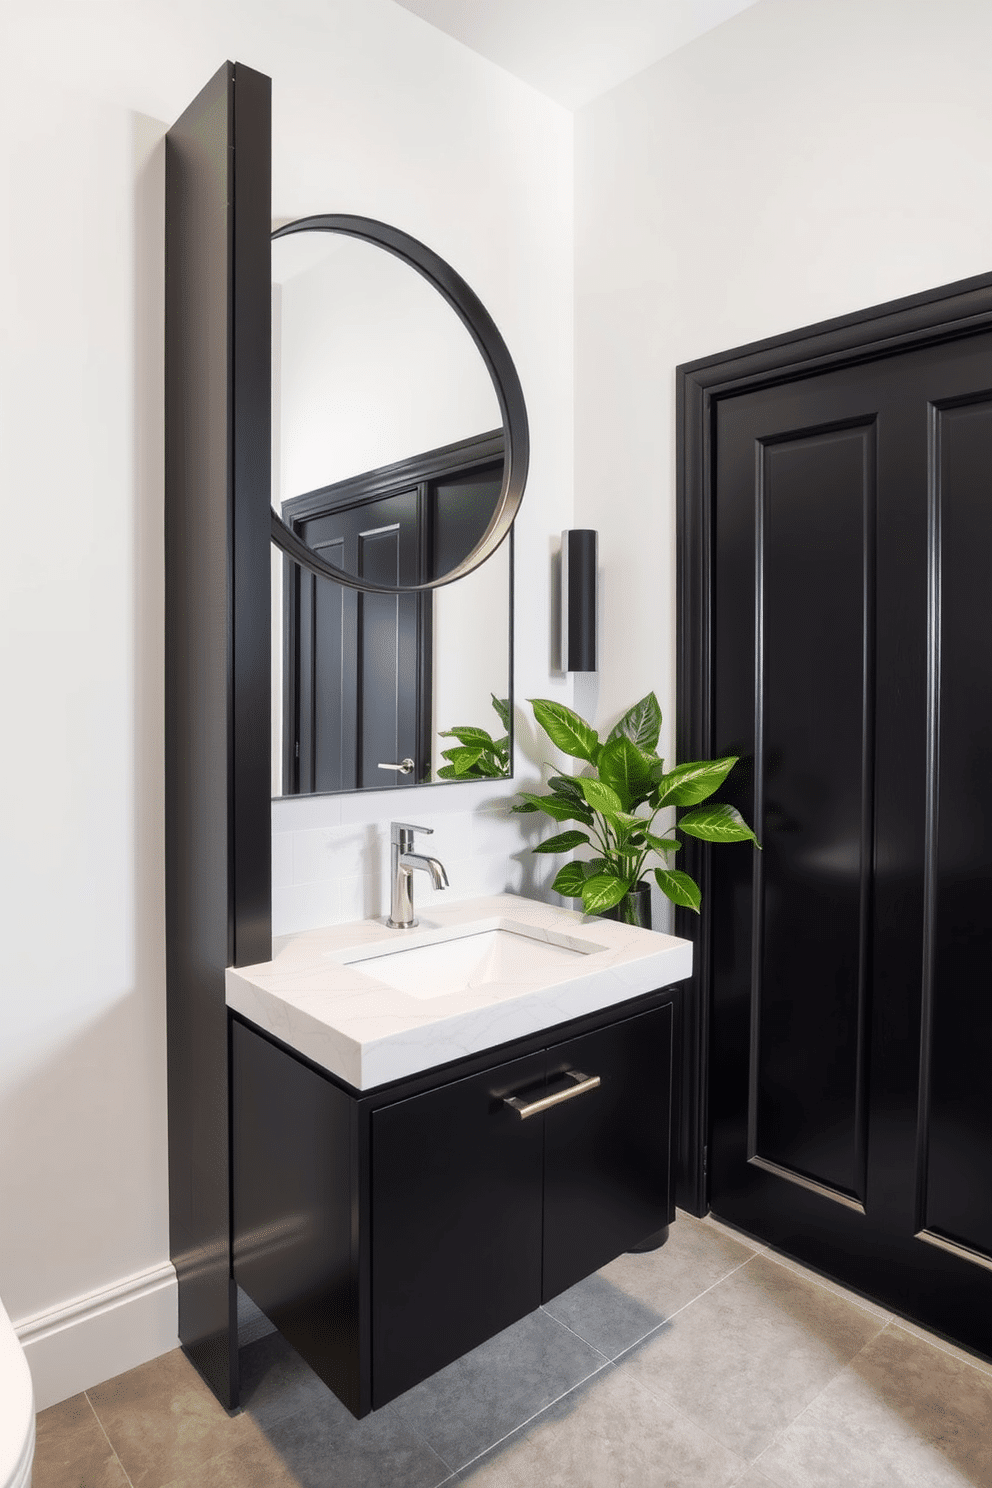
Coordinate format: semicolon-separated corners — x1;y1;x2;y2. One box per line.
165;61;272;1408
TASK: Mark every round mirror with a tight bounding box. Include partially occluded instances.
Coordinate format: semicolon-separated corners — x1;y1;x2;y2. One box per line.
270;214;529;593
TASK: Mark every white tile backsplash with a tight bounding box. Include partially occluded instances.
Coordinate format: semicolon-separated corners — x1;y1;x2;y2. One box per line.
270;795;534;937
271;832;295;889
272;879;342;938
293;824;372;885
270;792;344;832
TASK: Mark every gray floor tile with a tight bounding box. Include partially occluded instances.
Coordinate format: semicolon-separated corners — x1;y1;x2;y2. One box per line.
33;1392;131;1488
123;1333;451;1488
36;1232;992;1488
757;1321;992;1488
616;1251;886;1461
454;1364;746;1487
542;1210;757;1357
260;1393;453;1488
390;1306;607;1472
237;1330;340;1429
732;1469;782;1488
540;1269;667;1360
893;1314;992;1378
758;1248;892;1323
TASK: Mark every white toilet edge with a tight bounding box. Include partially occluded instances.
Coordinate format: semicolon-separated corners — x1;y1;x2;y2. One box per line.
0;1298;34;1488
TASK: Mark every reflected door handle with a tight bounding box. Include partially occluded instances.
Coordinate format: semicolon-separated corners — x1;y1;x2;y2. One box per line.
378;758;415;775
504;1071;601;1120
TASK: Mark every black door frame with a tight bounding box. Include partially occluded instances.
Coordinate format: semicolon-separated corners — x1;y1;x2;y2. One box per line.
674;268;992;1217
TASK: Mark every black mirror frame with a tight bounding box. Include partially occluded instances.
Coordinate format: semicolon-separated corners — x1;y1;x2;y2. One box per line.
270;213;529;594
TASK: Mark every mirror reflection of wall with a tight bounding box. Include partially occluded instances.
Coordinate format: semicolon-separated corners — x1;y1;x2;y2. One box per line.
270;230;512;798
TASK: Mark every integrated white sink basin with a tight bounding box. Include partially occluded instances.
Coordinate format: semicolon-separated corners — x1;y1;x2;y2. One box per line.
338;922;607;999
226;893;693;1090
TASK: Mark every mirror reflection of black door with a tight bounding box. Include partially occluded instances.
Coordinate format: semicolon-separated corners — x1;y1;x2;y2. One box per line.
283;431;502;794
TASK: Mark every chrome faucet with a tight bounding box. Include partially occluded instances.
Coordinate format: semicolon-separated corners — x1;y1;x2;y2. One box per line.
388;822;449;929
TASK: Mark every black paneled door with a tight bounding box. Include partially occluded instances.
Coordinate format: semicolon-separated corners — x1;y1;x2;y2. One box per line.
291;489;422;794
707;327;992;1352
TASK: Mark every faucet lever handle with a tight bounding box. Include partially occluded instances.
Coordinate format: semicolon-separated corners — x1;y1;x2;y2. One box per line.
391;821;433;847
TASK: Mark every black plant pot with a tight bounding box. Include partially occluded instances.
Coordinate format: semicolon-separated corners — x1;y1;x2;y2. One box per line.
600;880;652;929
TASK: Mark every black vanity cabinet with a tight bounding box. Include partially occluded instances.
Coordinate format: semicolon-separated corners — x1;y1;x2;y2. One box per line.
232;991;676;1417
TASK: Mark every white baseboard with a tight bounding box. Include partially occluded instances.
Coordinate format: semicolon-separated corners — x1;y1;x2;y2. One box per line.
14;1263;179;1411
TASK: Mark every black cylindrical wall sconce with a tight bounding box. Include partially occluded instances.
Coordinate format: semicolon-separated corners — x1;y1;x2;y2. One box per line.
559;529;598;672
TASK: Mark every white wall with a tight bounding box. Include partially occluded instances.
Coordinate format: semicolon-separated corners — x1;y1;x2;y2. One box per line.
574;0;992;898
0;0;573;1405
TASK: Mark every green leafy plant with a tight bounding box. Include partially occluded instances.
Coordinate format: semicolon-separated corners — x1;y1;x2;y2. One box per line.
513;692;759;916
437;695;511;780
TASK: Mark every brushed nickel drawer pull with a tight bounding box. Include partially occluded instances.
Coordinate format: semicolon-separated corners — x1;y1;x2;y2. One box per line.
504;1071;601;1120
378;757;415;774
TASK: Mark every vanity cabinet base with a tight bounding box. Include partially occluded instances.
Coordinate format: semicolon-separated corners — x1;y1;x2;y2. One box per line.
232;988;677;1417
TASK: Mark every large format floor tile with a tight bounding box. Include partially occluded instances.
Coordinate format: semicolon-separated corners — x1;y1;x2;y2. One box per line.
732;1469;781;1488
542;1210;758;1359
389;1305;607;1472
454;1364;746;1488
87;1337;451;1488
32;1211;992;1488
616;1250;887;1461
33;1392;131;1488
755;1322;992;1488
86;1347;255;1488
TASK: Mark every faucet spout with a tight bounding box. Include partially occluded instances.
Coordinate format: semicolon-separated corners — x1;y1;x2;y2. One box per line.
387;822;449;928
401;852;449;891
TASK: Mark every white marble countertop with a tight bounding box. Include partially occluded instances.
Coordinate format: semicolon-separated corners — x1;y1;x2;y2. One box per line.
226;893;693;1091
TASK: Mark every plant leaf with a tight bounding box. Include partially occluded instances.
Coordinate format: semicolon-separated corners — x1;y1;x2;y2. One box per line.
578;777;624;820
655;756;739;807
654;867;701;912
443;745;485;775
581;873;629;914
597;734;657;810
515;790;593;825
644;832;681;854
552;858;607;898
530;698;600;764
474;755;505;778
547;773;587;804
438;726;495;747
678;802;760;845
436;764;457;778
491;694;511;731
551;862;588;898
512;799;539;813
606;692;662;752
533;829;591;855
613;810;650;830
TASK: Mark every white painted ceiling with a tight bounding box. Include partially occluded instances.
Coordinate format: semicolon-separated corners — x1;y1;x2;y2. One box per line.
389;0;759;109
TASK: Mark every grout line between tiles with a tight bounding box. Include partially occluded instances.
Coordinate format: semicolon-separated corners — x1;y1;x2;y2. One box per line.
536;1306;615;1362
543;1248;764;1375
739;1321;900;1488
83;1389;137;1488
651;1249;760;1332
449;1356;613;1478
884;1315;992;1380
